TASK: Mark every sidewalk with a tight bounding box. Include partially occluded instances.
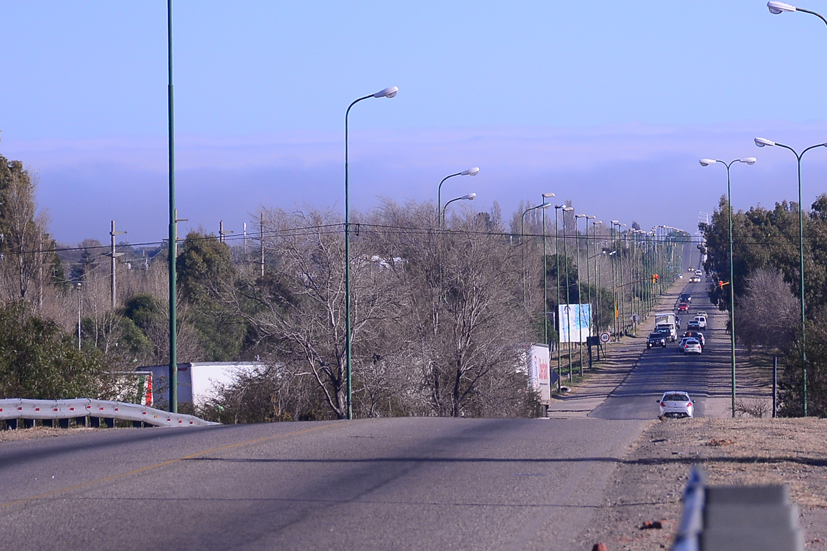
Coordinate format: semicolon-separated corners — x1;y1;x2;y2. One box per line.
547;277;686;418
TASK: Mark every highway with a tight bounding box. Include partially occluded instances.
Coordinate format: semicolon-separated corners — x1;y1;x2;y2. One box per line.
1;416;644;550
0;239;735;550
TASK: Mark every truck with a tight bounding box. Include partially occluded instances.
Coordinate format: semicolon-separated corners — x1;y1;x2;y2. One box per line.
136;362;266;409
654;312;678;342
520;344;552;416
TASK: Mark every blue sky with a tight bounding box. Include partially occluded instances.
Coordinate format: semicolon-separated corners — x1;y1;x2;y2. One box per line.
3;1;827;244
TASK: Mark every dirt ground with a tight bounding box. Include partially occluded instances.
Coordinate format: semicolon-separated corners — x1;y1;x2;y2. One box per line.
576;416;827;550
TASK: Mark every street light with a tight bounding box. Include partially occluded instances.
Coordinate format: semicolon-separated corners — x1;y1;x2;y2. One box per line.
344;86;397;420
541;193;555;352
767;1;827;25
558;206;575;380
437;167;480;225
442;193;476;226
554;205;569;386
591;220;603;338
574;213;594;375
755;137;827;416
520;201;552;312
700;156;756;418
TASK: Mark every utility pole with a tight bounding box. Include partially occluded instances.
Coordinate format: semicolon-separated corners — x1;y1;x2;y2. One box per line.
260;212;265;278
108;220;127;309
219;220;233;244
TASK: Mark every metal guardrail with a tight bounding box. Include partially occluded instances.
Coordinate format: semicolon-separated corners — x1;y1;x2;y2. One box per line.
673;465;804;551
0;398;218;429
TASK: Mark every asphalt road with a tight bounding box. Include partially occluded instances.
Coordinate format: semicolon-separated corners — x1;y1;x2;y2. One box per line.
1;416;645;550
590;276;731;420
0;239;726;550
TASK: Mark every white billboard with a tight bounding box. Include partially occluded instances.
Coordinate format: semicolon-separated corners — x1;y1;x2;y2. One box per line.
558;304;592;344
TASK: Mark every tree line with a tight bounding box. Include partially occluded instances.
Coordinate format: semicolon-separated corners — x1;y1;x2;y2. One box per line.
703;194;827;416
0;152;685;421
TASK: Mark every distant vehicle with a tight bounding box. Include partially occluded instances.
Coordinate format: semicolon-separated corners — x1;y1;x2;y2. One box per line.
679;292;692;303
693;315;707;329
678;336;692;353
683;331;705;348
684;339;702;354
647;333;667;349
654;312;677;342
678;303;689;313
688;268;695;272
695;270;703;277
687;319;702;330
689;276;700;283
658;391;694;418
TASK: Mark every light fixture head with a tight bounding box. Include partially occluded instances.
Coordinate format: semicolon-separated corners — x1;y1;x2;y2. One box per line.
373;86;398;99
563;206;574;212
542;192;555;198
611;220;619;224
575;213;585;218
768;1;797;14
755;137;775;148
587;215;596;219
464;193;476;201
461;167;480;176
539;202;552;209
699;159;716;166
742;157;757;165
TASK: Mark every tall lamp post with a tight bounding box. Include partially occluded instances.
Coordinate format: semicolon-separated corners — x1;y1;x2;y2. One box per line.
755;137;827;416
344;86;397;420
442;193;477;227
541;193;556;348
591;220;603;336
437;168;479;224
166;0;178;413
554;205;567;386
611;221;626;336
521;201;553;312
700;157;756;417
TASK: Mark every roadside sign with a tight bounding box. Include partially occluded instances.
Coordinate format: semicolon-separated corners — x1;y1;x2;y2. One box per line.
599;332;610;344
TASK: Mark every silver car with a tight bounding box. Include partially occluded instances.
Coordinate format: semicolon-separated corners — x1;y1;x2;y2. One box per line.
684;339;702;354
658;391;694;418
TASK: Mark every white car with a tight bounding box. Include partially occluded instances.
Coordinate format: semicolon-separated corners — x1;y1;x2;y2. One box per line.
693;316;707;329
684;339;702;354
658;391;695;418
695;270;703;277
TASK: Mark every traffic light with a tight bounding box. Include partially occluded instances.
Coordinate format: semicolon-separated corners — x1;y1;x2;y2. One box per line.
651;274;659;284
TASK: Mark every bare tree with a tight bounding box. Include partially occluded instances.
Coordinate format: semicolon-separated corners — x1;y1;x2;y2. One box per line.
735;268;799;354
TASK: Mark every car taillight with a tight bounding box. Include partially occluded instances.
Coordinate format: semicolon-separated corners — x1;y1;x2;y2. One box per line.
660;402;666;407
686;402;692;407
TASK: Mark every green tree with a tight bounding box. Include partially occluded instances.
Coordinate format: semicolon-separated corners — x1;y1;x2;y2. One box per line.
177;231;246;361
0;301;108;399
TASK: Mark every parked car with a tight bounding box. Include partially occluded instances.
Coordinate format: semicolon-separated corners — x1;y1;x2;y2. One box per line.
647;332;667;349
678;303;689;313
684;339;702;354
658;391;694;418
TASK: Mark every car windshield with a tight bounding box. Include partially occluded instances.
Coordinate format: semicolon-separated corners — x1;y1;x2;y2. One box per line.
664;393;689;402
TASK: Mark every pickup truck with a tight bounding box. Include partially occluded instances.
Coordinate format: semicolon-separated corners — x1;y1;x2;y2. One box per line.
647;332;667;349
